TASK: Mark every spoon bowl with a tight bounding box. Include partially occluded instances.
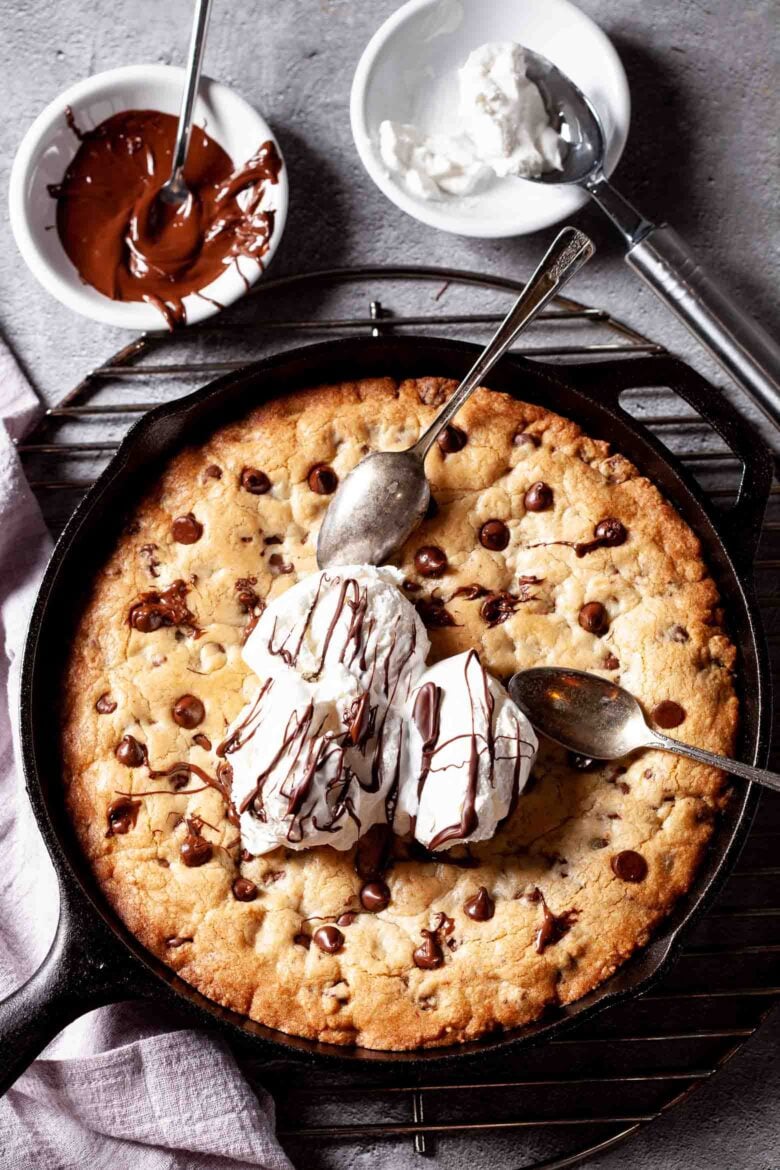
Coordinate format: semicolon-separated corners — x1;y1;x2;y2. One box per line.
508;667;649;759
522;48;605;185
317;450;430;568
509;667;780;793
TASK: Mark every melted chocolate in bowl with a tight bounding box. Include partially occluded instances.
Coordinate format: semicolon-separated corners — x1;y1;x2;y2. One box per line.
49;108;282;329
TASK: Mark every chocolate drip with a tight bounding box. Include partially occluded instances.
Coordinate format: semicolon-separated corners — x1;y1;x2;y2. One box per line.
128;579;196;634
534;891;579;954
106;796;140;836
410;681;441;799
426;651;491;851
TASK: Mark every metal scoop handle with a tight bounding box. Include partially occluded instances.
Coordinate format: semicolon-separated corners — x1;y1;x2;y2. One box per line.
588;177;780;430
412;226;595;460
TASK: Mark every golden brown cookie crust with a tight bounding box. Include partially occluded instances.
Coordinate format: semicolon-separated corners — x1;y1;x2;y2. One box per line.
62;376;737;1050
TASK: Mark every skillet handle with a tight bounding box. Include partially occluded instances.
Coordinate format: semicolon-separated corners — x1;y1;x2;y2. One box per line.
556;354;774;564
0;885;154;1096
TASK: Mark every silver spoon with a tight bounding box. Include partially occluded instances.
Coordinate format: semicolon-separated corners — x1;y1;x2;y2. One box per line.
508;667;780;793
158;0;214;209
317;226;594;568
522;48;780;430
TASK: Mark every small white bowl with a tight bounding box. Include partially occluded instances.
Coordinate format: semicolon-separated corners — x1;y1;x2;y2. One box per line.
351;0;630;238
9;65;288;331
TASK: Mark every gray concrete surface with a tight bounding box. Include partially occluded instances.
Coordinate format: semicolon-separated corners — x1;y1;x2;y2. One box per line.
0;0;777;1167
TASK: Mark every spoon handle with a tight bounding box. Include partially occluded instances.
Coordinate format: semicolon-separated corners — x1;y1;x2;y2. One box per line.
412;226;595;460
651;732;780;793
170;0;214;185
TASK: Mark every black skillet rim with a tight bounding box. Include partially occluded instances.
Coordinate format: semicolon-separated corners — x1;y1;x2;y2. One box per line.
18;335;772;1069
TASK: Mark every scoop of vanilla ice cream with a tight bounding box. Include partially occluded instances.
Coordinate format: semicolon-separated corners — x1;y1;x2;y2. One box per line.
459;42;564;179
229;566;429;855
395;650;537;850
379;121;493;200
226;668;405;855
243;564;429;709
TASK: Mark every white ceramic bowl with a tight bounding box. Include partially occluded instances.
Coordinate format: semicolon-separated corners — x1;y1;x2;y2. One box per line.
351;0;630;238
9;65;288;331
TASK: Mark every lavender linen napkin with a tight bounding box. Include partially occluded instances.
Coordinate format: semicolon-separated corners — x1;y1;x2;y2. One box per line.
0;345;294;1170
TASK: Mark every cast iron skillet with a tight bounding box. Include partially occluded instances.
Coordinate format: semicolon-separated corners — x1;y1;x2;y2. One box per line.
1;337;773;1093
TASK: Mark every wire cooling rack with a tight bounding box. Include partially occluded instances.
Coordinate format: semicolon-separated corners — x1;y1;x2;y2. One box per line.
17;267;779;1169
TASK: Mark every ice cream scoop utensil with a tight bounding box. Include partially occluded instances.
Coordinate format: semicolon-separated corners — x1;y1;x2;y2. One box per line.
317;225;594;568
521;47;780;428
509;667;780;793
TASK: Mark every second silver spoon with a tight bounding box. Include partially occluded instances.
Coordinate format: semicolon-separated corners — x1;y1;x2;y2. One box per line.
317;226;594;569
509;667;780;794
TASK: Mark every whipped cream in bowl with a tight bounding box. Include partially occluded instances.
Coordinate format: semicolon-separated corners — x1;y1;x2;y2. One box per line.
351;0;630;237
223;565;538;858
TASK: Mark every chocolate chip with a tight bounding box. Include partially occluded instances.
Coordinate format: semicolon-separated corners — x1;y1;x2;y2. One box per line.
595;518;627;545
402;579;422;593
578;601;609;635
604;653;620;670
193;732;212;751
360;880;391;912
180;834;212;867
95;692;117;714
129;580;195;633
437;425;467;454
313;924;344;954
232;877;258;902
307;464;338;494
589;836;609;851
611;850;648;882
575;518;628;557
413;930;444;970
652;700;686;729
106;796;140;836
172;513;203;544
172;694;205;729
481;591;521;627
415;597;457;628
524;481;553;512
293;932;311;949
669;625;690;643
464;886;494;921
414;546;448;578
479;519;510;551
513;431;540;448
203;464;222;480
240;467;271;495
115;735;145;767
